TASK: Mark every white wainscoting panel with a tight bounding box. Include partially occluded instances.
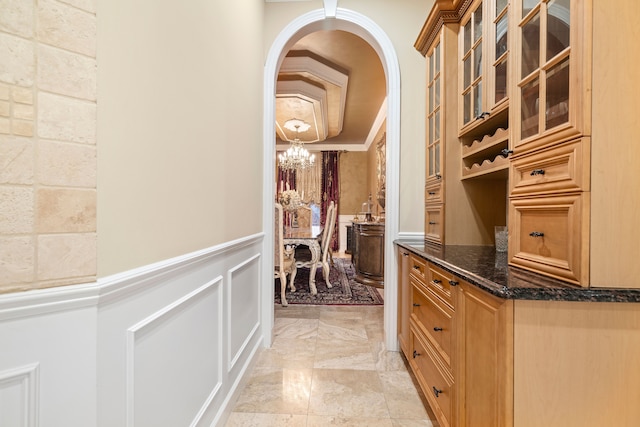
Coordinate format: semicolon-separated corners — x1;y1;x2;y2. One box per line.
0;233;265;427
0;363;39;427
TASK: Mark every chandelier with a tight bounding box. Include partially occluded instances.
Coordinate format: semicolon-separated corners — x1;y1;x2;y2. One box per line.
278;119;316;171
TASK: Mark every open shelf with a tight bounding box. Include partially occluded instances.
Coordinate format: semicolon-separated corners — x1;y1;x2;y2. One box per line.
462;155;509;180
462;127;509;180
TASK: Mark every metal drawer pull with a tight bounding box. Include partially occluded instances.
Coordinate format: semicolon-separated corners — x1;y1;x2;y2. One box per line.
429;221;437;225
413;350;421;359
428;191;436;195
413;265;421;270
449;280;459;286
529;231;545;238
530;169;546;176
433;327;443;332
413;303;421;307
403;252;409;257
435;174;442;179
501;148;514;156
433;279;442;284
433;386;443;398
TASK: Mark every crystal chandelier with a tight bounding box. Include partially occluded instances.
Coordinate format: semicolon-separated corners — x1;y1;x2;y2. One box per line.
278;119;316;171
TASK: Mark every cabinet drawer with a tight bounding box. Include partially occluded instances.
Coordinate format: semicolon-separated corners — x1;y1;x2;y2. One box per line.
425;206;444;244
412;281;454;367
425;181;443;204
509;194;589;285
428;263;455;307
410;326;453;427
409;253;427;284
510;138;590;197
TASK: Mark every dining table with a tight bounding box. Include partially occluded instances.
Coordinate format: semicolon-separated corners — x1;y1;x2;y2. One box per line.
283;225;323;295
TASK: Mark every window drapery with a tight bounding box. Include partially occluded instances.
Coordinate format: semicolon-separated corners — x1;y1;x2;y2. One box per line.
321;151;340;252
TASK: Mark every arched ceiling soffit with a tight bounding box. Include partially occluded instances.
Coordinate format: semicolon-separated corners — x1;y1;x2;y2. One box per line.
276;30;386;148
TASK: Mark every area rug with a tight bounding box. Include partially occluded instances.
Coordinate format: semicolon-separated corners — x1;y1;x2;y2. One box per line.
275;257;384;305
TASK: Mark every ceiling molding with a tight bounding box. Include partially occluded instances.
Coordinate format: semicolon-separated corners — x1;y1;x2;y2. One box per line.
279;55;349;134
275;79;329;142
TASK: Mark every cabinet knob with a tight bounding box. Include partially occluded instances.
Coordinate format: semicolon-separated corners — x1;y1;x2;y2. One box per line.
529;231;545;238
433;279;442;284
449;280;459;286
413;350;421;359
501;148;514;156
475;111;490;120
435;173;442;180
432;386;443;398
433;327;443;332
530;169;546;176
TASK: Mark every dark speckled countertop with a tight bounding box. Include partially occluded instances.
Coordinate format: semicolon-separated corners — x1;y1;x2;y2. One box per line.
395;240;640;303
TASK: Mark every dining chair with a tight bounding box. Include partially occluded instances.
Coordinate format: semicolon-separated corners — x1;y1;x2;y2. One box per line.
274;202;297;306
296;205;312;229
295;201;337;289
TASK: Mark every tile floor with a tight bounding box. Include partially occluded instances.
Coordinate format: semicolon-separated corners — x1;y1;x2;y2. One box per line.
225;304;437;426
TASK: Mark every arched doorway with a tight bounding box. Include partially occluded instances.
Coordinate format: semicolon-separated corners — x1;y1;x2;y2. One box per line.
262;7;400;351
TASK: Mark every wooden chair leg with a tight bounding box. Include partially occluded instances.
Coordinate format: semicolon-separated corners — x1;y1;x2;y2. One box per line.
322;261;332;288
281;274;288;307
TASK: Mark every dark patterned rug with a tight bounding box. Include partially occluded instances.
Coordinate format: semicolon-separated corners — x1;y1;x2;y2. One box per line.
275;257;384;305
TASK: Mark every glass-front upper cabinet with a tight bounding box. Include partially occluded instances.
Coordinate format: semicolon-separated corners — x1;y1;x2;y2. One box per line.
459;1;484;130
459;0;511;135
514;0;589;149
427;37;442;183
492;0;509;109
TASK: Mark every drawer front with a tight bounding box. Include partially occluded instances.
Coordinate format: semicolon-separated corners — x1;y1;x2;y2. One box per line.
412;282;453;366
509;194;589;285
428;263;455;307
409;253;427;284
425;206;444;244
510;138;589;197
411;327;453;427
425;181;443;204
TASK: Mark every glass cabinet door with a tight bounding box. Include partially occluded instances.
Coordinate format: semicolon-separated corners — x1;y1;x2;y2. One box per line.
460;2;484;128
427;39;442;181
517;0;572;144
491;0;509;108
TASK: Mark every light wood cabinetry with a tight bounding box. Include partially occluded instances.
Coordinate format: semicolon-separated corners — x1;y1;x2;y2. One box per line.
395;244;640;426
397;246;411;358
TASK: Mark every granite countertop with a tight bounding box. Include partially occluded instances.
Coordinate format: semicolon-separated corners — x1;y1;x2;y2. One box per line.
395;240;640;303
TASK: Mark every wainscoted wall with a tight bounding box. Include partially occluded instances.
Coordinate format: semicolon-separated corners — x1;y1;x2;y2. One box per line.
0;234;264;427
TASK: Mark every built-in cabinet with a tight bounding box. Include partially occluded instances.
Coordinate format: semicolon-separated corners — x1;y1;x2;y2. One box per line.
416;0;640;288
396;244;640;427
352;221;385;287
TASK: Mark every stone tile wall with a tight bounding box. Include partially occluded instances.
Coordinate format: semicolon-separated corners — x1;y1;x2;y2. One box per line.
0;0;97;293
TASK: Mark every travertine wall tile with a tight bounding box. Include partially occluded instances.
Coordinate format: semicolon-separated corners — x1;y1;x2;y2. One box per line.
37;0;96;57
36;233;96;280
36;187;96;232
0;135;34;184
0;118;9;134
37;140;95;187
58;0;96;14
12;86;33;104
12;119;34;137
0;100;9;117
0;33;35;86
0;0;34;39
13;103;34;120
0;186;34;234
0;236;34;286
38;44;97;100
38;92;96;143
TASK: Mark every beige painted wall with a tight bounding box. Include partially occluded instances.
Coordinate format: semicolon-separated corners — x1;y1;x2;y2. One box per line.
339;152;369;216
264;0;430;234
97;0;265;276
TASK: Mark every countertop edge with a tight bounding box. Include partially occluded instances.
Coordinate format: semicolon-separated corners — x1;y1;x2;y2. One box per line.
395;240;640;303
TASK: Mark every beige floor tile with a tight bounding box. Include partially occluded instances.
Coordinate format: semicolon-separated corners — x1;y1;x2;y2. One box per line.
232;367;312;415
225;412;307;427
378;371;430;419
276;304;322;319
371;341;407;372
313;339;376;370
273;317;319;341
390;419;435;427
317;318;368;342
257;337;317;369
308;368;390;418
307;415;394;426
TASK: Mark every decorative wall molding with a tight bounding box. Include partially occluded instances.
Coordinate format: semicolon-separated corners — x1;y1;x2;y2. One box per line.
0;363;39;427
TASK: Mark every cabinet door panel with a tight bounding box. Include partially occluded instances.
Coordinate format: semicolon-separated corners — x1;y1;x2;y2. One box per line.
425;206;444;244
509;194;589;285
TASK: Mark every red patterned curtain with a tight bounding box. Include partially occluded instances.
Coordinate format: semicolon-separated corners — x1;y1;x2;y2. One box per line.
321;151;340;251
277;168;296;226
